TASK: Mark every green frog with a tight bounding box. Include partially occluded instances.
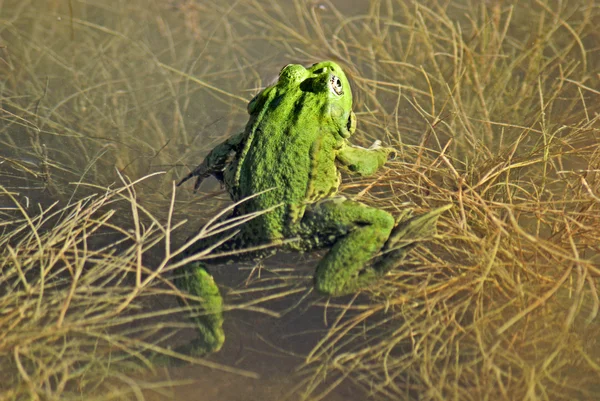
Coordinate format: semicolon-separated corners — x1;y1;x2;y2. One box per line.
176;61;451;355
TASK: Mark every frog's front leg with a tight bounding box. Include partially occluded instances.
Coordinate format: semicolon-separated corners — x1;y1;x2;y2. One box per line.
335;141;395;176
300;198;395;296
178;132;245;192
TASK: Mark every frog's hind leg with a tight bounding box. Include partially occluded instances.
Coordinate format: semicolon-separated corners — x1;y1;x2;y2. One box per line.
300;197;395;296
172;219;263;356
173;262;224;355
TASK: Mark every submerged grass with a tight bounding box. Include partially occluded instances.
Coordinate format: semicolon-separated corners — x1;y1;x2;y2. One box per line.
0;174;266;400
1;0;600;400
254;1;600;400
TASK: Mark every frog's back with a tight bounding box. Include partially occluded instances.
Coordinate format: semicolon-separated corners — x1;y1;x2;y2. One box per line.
235;97;338;239
230;61;353;241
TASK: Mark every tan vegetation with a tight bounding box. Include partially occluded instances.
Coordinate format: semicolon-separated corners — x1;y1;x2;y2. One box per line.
274;1;600;400
1;0;599;400
0;176;266;400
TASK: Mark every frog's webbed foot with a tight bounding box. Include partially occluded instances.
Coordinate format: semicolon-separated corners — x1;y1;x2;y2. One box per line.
374;204;452;274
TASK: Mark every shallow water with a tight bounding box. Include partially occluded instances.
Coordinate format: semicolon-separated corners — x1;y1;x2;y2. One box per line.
0;1;388;399
2;0;599;400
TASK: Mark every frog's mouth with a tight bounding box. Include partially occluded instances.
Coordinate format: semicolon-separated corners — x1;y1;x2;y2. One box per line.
336;111;356;139
344;111;357;138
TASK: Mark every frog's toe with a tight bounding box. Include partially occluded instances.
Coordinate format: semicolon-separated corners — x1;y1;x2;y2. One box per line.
368;140;382;149
386;204;452;247
189;325;225;355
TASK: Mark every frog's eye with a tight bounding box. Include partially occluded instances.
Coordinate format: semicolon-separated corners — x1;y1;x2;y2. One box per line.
329;75;344;96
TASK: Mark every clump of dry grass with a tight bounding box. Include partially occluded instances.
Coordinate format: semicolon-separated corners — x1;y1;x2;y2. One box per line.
0;175;263;401
0;2;294;399
260;1;600;400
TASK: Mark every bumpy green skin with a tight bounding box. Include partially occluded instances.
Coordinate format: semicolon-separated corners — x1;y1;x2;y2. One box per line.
173;264;224;353
176;61;451;355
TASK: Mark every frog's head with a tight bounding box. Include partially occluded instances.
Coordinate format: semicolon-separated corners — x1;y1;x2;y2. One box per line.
247;61;357;139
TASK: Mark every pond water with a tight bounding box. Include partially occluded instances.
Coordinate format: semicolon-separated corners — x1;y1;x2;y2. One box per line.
1;1;400;399
1;0;599;400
